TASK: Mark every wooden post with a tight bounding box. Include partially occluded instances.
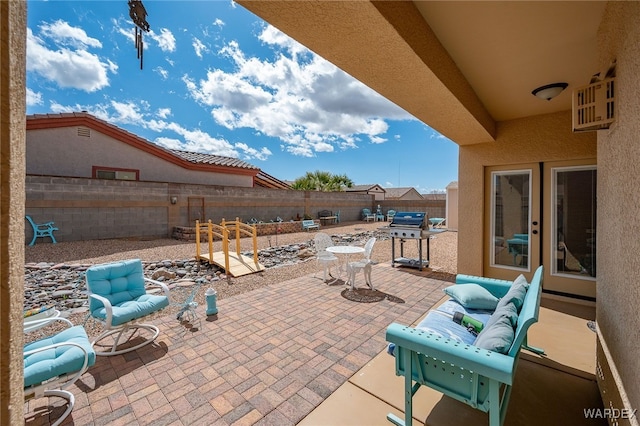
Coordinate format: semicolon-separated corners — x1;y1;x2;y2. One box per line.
235;217;241;255
195;220;201;261
252;224;259;264
223;226;230;275
207;220;213;264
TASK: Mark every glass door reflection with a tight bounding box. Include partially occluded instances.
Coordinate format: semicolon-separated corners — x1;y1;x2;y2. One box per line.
491;170;531;270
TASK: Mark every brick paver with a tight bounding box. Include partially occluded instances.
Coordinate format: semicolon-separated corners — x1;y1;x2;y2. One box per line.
24;263;452;425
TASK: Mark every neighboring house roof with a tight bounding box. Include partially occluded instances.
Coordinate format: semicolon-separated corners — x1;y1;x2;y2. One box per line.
169;149;290;189
346;184;386;192
254;171;292;189
26;112;258;177
384;187;424;199
421;192;446;201
169;149;258;170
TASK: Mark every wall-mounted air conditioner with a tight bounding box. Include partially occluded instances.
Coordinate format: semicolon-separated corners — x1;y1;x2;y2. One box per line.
572;77;615;132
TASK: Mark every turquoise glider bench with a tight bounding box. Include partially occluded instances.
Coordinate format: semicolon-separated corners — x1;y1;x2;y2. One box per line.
302;219;319;231
386;266;543;426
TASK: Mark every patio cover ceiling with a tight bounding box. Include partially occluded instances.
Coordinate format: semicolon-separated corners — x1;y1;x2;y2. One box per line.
238;1;607;146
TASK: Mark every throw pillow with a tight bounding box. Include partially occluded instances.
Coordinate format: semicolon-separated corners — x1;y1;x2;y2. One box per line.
474;302;518;354
443;284;499;310
496;274;529;312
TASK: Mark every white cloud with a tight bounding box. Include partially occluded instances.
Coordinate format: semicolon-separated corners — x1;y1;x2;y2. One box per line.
234;142;272;161
27;26;113;92
154;137;183;150
192;37;208;59
47;98;271;161
157;123;238;157
157;108;171;119
155;66;169;79
26;88;43;106
182;24;413;157
110;100;146;124
39;19;102;49
150;28;176;53
258;23;308;58
213;18;225;28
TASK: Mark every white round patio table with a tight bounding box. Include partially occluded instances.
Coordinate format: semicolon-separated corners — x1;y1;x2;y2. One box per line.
23;308;61;333
326;245;365;287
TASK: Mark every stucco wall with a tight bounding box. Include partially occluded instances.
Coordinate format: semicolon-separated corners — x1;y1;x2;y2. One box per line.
26;127;253;187
446;183;458;231
595;1;640;415
457;110;596;276
1;2;26;423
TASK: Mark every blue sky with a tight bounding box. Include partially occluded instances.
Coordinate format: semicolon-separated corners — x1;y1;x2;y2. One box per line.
26;0;458;192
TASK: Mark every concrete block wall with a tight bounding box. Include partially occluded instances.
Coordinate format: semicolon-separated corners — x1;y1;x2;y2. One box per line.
25;176;446;243
26;176;169;242
378;200;446;220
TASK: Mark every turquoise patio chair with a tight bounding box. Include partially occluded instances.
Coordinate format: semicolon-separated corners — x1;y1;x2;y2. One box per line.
86;259;170;356
24;317;96;426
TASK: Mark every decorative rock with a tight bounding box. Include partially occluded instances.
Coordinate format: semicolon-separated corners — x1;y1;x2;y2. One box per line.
52;290;74;299
23;229;389;315
151;268;176;281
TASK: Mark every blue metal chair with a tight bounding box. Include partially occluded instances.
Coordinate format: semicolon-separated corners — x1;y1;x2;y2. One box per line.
24;317;95;426
25;215;58;245
85;259;170;356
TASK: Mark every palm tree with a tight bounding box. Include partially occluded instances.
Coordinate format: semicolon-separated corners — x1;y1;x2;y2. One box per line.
291;170;353;192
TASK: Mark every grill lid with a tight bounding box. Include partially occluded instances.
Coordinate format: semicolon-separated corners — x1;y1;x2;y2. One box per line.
389;212;428;229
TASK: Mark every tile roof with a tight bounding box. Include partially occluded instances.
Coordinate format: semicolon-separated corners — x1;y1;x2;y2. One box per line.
169;149;258;170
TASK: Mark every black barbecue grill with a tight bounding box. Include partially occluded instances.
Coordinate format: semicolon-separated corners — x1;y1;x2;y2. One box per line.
389;212;445;270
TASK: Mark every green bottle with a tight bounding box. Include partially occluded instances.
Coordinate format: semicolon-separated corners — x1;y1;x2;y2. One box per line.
453;312;484;334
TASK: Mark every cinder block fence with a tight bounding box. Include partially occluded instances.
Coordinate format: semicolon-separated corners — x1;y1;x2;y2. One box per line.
25;176;445;243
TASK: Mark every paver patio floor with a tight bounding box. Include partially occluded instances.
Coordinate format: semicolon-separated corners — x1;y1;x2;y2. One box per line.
25;262;453;425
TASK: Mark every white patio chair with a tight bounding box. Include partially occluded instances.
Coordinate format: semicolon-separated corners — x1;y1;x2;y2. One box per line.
314;232;338;283
347;237;377;290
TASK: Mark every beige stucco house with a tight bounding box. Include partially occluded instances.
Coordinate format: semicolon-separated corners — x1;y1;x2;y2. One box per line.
383;186;423;200
345;183;386;200
26;112;289;189
1;2;639;424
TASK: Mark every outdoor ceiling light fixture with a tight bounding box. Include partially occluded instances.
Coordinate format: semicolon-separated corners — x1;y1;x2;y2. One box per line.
532;82;568;101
